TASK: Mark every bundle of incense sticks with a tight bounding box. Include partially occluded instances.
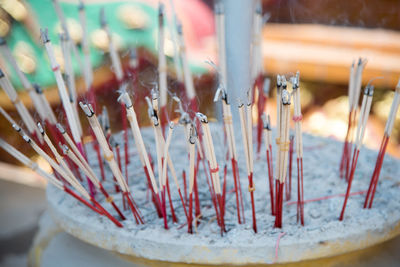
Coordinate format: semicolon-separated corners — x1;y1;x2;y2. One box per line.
80;102;143;224
364;79;400;209
339;58;368;181
274;88;291;228
238;94;257;233
214;85;245;224
146;91;181;228
0;103;120;224
196;112;225;235
339;83;374;221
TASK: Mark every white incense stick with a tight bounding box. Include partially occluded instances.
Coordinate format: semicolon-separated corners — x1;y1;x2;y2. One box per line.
384;80;400;136
196;113;221;194
214;2;227;88
59;33;82;137
52;0;83;70
292;72;303;158
0;38;47;121
352;58;368;111
33;84;57;125
158;4;168;109
119;92;159;193
41;29;82;145
80;102;129;193
0;138;63;190
0;69;41;139
238;102;251;176
78;1;94;90
188;128;196;194
62;144;100;188
14;124;89;199
162;122;174;187
177;23;196;101
100;8;124;82
280;90;291;183
354;85;374;150
168;0;183;82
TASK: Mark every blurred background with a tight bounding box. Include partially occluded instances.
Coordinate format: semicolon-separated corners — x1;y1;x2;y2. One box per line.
0;0;400;266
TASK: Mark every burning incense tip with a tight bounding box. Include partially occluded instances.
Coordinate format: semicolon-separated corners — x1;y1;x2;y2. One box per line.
195;113;208;123
79;102;94;117
40;28;50;43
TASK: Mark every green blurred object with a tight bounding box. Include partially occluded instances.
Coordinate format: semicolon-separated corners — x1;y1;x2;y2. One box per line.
4;0;205;90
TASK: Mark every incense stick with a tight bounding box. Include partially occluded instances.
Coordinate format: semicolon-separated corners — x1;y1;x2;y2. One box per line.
80;102;143;224
291;72;304;225
0;69;42;141
78;0;94;90
364;79;400;208
339;84;374;221
100;8;124;82
214;85;245;223
0;38;48;122
167;0;183;83
275;89;291;228
158;3;168;131
196;112;225;235
176;23;197;111
262;113;274;215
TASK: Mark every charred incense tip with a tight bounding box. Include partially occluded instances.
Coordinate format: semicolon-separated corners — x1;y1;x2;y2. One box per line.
78;0;84;10
22;135;31;143
109;136;118;148
255;1;262;14
40;28;50;44
282;89;291;105
189;124;197;144
158;3;164;23
291;71;300;89
99;7;107;28
237;98;244;108
118;92;133;108
56;123;66;134
276;74;282;88
196;112;208;123
12;123;22;133
79;102;94;117
33;83;43;94
61;143;69;154
129;48;137;61
176;22;183;35
169;121;175;129
364;85;374;96
281;76;287;89
151;116;159;126
0;69;5;78
37;122;44;135
0;37;6;45
213;84;225;102
261;113;271;130
214;2;223;15
151;89;159;100
263;78;271;95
